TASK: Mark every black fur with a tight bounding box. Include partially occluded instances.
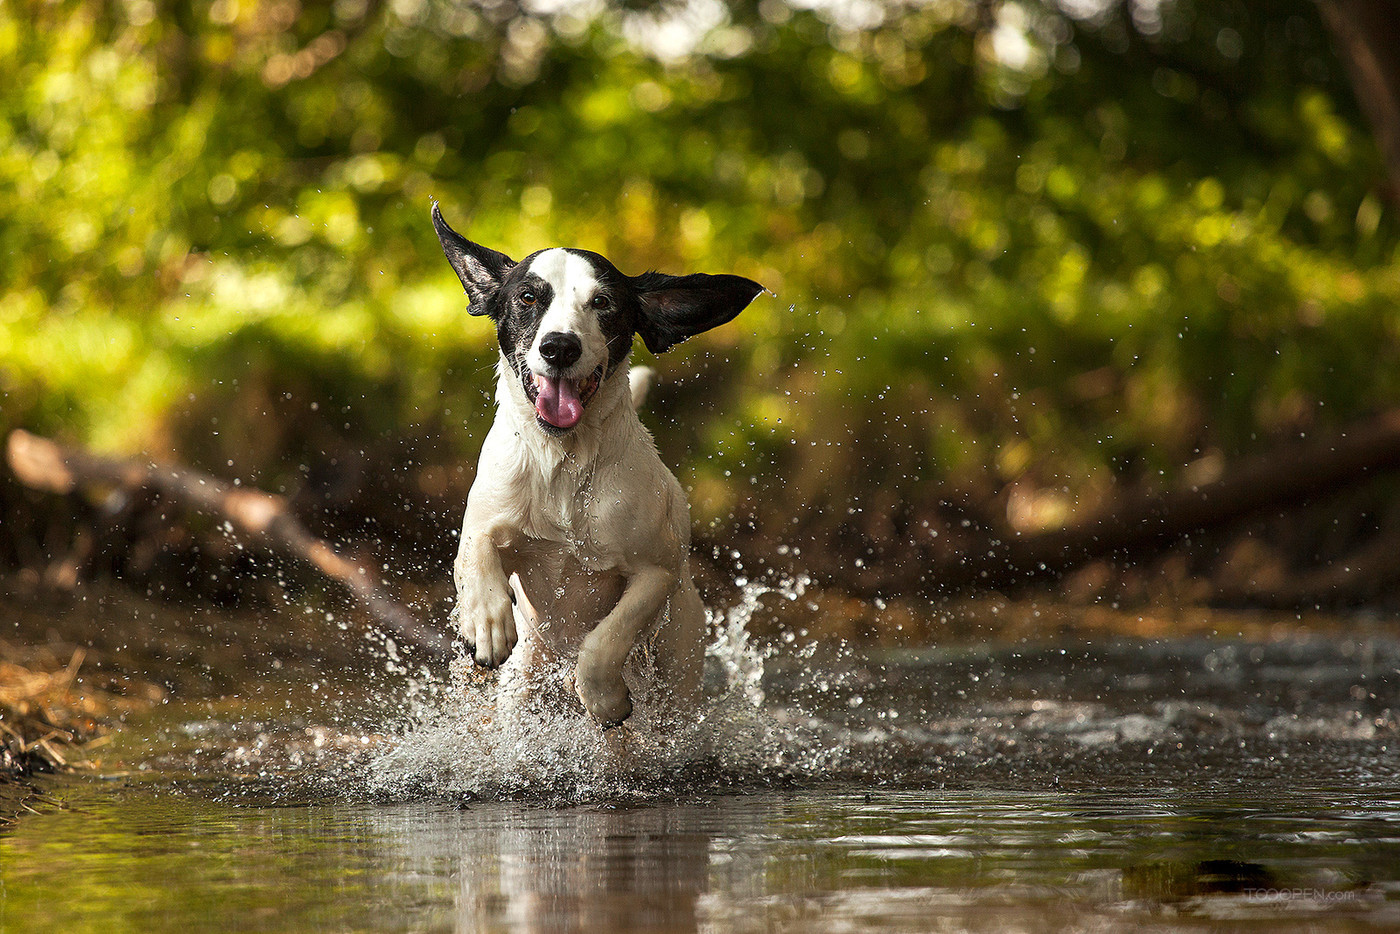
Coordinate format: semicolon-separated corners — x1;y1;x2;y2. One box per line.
432;204;515;313
432;204;764;378
631;271;766;355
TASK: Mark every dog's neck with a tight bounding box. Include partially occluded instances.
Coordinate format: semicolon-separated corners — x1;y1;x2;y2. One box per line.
495;353;637;476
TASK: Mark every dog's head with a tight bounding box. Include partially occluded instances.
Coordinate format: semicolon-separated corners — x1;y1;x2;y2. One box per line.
433;204;764;435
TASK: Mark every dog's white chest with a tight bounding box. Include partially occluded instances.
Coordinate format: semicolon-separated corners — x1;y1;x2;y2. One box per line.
515;471;619;570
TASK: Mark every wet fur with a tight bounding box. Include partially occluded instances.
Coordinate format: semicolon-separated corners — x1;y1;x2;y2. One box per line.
433;205;763;726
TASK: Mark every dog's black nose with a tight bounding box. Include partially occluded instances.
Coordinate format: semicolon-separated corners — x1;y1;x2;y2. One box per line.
538;332;582;369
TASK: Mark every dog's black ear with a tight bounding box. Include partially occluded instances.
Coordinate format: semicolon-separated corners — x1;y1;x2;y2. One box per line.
432;203;516;315
633;271;765;355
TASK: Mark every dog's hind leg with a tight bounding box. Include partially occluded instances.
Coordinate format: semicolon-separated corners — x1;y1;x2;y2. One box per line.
653;576;705;708
494;573;568;712
508;572;535;632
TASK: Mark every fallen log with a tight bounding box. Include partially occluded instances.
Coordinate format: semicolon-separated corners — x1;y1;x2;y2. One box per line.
811;409;1400;598
6;430;451;659
934;409;1400;590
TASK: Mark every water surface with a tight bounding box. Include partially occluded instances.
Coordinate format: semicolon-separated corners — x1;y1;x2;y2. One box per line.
2;590;1398;932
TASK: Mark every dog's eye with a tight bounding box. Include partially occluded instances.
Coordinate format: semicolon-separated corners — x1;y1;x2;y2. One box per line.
590;294;610;311
519;290;537;306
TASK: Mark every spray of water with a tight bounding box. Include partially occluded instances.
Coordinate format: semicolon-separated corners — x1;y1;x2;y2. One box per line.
364;573;837;803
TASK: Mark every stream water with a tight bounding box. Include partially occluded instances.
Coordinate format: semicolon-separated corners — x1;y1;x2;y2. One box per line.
2;579;1398;931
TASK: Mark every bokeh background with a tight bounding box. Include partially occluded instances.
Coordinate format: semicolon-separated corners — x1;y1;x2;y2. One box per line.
3;0;1399;621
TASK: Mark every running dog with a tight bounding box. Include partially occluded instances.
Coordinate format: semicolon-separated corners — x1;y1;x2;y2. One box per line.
432;204;764;726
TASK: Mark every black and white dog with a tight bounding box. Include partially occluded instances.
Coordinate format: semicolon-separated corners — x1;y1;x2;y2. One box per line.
432;205;763;726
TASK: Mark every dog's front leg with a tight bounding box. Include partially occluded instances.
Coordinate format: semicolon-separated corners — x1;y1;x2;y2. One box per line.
452;531;517;667
575;564;674;726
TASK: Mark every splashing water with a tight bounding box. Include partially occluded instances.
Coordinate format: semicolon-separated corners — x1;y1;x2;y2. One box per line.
24;566;1400;933
117;564;1400;811
364;574;836;803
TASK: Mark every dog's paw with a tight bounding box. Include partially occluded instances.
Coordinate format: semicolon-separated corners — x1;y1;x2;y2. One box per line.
574;663;633;728
454;580;517;668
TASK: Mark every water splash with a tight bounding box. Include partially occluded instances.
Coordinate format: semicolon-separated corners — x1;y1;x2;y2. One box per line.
364;573;827;803
116;575;1400;805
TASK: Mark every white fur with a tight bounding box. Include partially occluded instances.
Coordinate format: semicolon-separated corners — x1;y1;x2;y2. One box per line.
523;249;609;381
452;352;705;726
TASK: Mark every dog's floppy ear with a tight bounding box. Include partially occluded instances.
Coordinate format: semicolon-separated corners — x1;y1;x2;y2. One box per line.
432;203;516;315
633;271;765;355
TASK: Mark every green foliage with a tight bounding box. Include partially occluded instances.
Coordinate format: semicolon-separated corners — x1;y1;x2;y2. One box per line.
0;0;1396;535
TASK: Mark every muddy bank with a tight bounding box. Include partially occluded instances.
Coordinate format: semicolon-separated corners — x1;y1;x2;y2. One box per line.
0;574;401;779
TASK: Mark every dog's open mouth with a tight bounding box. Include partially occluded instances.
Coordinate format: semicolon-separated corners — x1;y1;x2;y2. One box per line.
523;365;603;431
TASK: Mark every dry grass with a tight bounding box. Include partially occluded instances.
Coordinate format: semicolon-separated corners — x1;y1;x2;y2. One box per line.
0;642;164;775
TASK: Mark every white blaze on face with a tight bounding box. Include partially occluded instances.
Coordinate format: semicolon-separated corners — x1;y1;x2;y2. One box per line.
525;249;606;378
523;249;609;431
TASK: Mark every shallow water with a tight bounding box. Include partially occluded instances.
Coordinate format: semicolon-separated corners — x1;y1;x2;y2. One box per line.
6;776;1400;932
3;586;1399;931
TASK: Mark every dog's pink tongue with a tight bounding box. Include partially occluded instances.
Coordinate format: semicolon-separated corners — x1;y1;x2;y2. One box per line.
535;375;583;429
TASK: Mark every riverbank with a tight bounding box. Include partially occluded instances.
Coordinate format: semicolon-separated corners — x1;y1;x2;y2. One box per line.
0;574;394;780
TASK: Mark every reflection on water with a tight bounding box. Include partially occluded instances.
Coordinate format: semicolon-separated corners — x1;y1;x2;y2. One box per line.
4;779;1400;931
2;579;1399;931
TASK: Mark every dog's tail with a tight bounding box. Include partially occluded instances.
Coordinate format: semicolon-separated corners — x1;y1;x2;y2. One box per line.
629;366;656;410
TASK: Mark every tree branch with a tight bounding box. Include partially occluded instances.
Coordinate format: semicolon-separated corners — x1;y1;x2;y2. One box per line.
823;409;1400;597
6;430;451;659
